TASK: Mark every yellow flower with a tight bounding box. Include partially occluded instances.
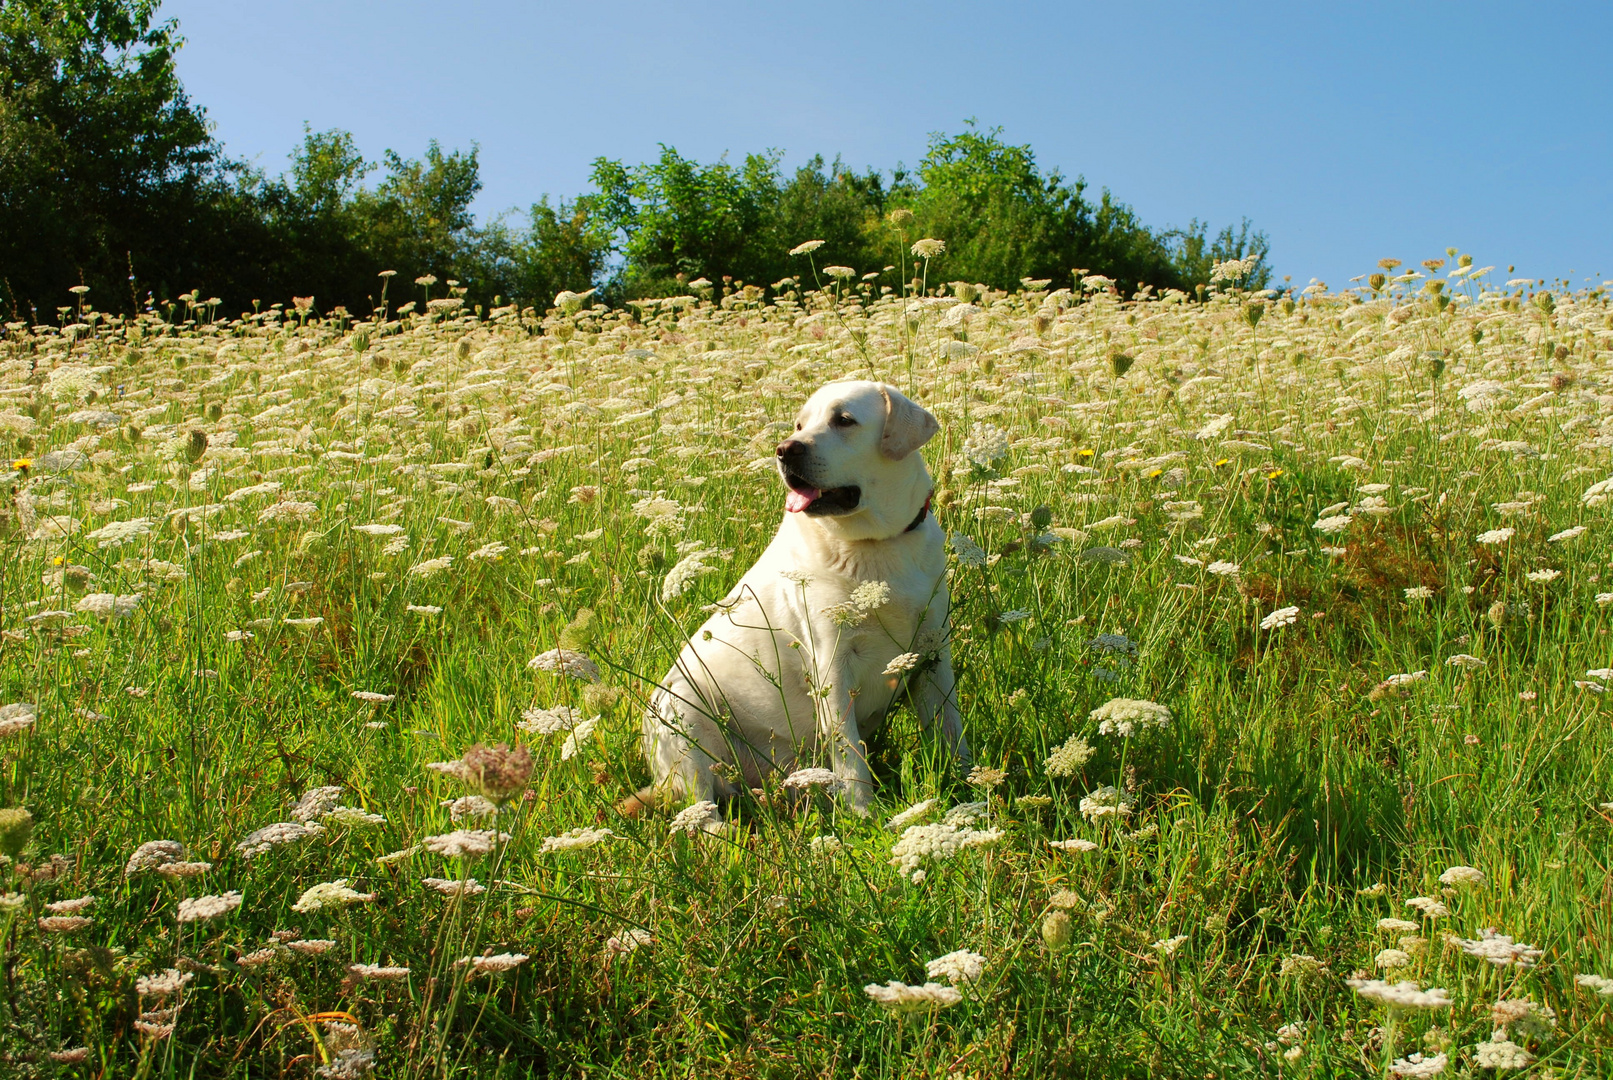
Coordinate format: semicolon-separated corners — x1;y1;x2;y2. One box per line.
1077;448;1095;458
1214;457;1230;467
52;556;65;567
1147;468;1163;478
1266;469;1284;480
11;457;31;472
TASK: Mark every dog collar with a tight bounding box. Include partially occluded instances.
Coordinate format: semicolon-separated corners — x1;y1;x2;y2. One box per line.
903;493;932;534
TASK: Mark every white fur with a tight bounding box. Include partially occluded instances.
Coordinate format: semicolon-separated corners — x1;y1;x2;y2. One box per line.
641;380;970;815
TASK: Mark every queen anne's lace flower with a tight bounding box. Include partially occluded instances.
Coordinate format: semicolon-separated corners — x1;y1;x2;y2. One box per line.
1259;605;1299;630
423;877;486;897
1575;973;1613;996
237;821;324;858
670;801;722;834
885;799;936;831
1079;784;1135;822
925;950;986;984
517;705;586;735
1389;1052;1448;1078
1044;734;1095;776
1049;838;1098;852
1473;1031;1532;1070
290;880;376;913
607;928;654;955
126;840;187;875
783;767;840;790
458;952;529;975
290;787;345;823
962;423;1010;468
1452;930;1542;968
1345;978;1452;1010
527;649;600;682
1152;935;1189;957
864;980;962;1011
1438;865;1486;886
423;829;510;858
883;652;921;675
348;963;410;980
950;533;988;567
539;827;612;853
1089;697;1171;737
888;821;1001;881
177;891;243;922
136;969;193;998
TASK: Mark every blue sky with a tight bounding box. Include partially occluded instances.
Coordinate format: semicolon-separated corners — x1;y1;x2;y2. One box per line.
159;1;1611;291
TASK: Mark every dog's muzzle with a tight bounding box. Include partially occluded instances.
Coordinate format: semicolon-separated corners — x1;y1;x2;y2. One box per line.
776;440;861;516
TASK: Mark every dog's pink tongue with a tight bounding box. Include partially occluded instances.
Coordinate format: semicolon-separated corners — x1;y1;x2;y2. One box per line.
785;487;820;513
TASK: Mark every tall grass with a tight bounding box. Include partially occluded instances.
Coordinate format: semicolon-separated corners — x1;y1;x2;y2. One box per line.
0;257;1610;1077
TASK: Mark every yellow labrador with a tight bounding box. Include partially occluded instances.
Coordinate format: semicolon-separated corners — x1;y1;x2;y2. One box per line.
627;380;970;817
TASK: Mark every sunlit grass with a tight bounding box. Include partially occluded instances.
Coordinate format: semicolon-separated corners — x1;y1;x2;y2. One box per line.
1;259;1611;1077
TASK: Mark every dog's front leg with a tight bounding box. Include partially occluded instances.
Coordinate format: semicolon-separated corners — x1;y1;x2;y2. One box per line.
915;644;971;772
819;675;876;816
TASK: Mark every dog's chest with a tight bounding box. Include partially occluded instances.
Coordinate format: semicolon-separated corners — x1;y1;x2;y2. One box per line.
833;562;937;664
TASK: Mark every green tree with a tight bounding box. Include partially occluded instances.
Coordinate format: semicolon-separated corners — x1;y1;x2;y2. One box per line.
590;146;782;295
501;196;613;308
589;148;888;298
897;123;1269;296
359;141;482;282
0;0;229;314
1164;218;1272;291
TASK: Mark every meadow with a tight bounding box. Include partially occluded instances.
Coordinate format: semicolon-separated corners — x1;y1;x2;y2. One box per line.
1;248;1611;1078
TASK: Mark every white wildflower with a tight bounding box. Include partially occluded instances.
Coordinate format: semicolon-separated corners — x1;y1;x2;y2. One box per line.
1345;978;1453;1010
176;891;243;922
1389;1052;1448;1078
668;801;721;835
290;880;375;913
864;980;962;1011
1259;605;1299;630
1044;734;1095;777
422;829;509;858
527;649;600;682
888;822;1001;881
539;827;612;853
1089;697;1170;737
925;950;987;985
1079;784;1134;822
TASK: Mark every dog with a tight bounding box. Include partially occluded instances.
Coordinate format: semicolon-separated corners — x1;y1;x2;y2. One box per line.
624;380;971;818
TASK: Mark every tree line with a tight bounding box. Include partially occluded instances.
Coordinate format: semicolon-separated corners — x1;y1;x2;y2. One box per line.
0;0;1271;322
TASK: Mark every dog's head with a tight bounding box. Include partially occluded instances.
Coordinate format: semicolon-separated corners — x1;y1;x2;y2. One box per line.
774;380;939;538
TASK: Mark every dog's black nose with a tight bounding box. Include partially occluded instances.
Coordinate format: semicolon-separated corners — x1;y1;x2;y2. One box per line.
776;439;807;459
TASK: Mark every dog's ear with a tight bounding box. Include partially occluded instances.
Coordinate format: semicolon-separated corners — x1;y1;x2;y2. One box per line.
878;384;939;459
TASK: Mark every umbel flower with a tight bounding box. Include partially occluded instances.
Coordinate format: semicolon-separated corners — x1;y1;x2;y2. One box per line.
1345;978;1453;1010
1089;697;1171;737
463;743;535;804
925;950;986;985
428;743;535;805
177;891;243;922
1044;734;1095;777
290;880;376;913
864;980;962;1011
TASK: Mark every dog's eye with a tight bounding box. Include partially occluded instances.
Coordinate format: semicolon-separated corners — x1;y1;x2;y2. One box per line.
795;421;802;431
832;413;857;428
